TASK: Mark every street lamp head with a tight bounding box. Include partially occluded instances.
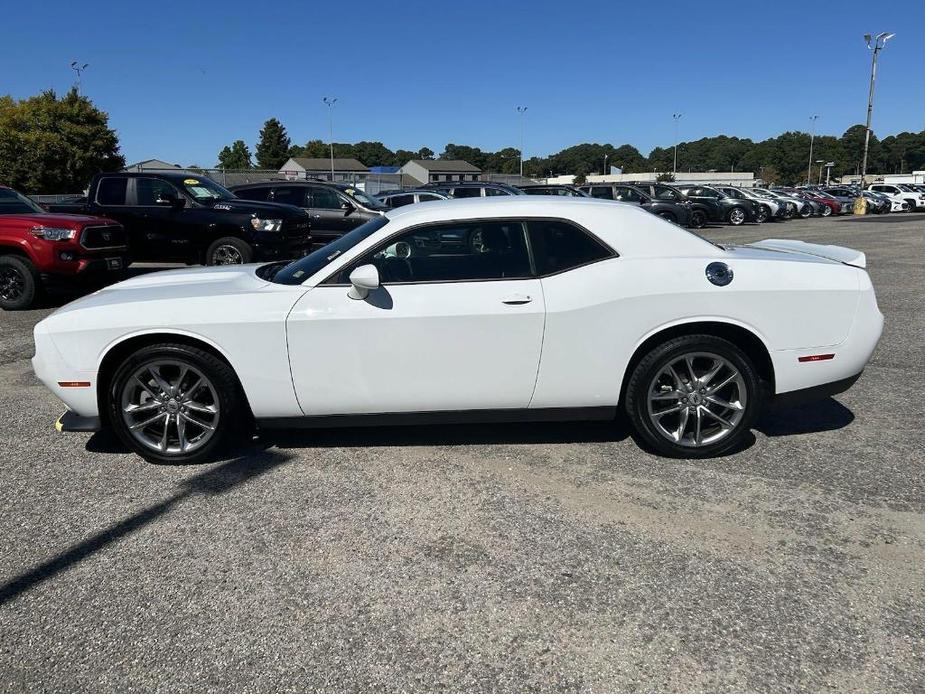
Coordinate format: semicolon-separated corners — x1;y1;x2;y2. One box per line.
323;96;337;107
864;33;872;46
516;106;527;114
878;32;895;43
673;113;682;120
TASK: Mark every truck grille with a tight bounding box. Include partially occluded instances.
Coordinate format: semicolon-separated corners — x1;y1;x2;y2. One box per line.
80;225;126;250
282;218;311;239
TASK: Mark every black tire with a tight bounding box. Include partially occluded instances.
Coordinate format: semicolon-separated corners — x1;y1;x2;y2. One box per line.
904;199;917;213
820;205;832;217
689;209;707;229
108;343;247;464
727;207;747;226
0;255;41;311
625;335;764;459
206;237;253;266
756;205;770;223
657;211;678;224
799;205;812;218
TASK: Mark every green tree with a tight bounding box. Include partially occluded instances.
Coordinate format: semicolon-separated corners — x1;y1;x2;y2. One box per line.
255;118;292;169
417;147;435;160
392;149;416;167
216;140;253;169
656;172;675;182
0;88;124;193
290;139;329;159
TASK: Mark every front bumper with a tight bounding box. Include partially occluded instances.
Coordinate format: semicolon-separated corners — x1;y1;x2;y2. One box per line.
252;235;313;261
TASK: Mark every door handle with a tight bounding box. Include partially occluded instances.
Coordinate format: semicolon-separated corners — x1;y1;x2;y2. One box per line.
502;294;532;305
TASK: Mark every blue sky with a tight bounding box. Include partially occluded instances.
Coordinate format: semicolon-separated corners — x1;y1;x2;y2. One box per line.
3;1;923;166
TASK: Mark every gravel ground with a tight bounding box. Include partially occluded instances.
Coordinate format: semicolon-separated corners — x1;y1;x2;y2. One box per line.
1;214;923;693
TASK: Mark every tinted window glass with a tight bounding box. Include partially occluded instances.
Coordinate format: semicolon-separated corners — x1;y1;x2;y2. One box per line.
452;187;482;198
527;220;612;275
590;186;614;200
654;186;681;201
136;178;180;205
97;178;127;205
235;186;271;202
345;221;531;284
613;186;644;203
310;187;343;209
0;188;43;214
273;186;307;206
417;193;442;202
389;194;415;207
485;186;511;196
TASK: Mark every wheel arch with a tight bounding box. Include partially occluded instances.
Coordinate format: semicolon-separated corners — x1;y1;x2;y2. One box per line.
0;239;37;262
618;320;775;406
95;330;253;427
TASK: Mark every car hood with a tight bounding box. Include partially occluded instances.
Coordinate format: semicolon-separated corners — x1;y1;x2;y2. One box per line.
730;239;866;268
210;198;307;218
0;212;116;227
49;264;279;317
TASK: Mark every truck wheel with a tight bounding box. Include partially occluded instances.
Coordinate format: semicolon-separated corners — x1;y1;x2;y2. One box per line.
206;237;253;266
0;255;41;310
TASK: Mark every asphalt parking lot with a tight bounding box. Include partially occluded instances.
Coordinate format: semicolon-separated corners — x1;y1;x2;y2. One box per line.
1;213;923;692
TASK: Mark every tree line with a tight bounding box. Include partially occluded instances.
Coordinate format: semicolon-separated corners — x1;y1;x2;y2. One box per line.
2;91;924;194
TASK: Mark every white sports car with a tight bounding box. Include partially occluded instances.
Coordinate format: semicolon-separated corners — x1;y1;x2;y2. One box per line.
33;197;883;463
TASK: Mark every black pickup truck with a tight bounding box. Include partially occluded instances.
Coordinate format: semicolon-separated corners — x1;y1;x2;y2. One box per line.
47;172;312;265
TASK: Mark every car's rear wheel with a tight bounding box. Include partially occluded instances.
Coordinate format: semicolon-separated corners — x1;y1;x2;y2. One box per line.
689;209;707;228
108;343;246;464
0;255;41;311
905;199;917;213
625;335;763;458
727;207;746;225
206;237;253;266
820;205;832;217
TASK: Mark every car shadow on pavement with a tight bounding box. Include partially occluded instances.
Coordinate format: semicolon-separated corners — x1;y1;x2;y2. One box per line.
0;448;291;606
757;397;854;437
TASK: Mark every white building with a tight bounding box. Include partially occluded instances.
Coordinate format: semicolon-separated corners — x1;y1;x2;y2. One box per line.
547;171;757;187
399;160;482;186
279;157;369;183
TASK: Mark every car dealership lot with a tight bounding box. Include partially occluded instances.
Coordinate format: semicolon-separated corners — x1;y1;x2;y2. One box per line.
1;215;923;691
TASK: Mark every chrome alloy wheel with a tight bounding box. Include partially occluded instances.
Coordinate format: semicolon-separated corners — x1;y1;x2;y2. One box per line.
120;360;220;455
729;208;746;225
0;266;25;302
646;352;747;448
212;244;244;265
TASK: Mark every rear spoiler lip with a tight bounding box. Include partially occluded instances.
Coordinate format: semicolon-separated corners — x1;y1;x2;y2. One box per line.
746;239;867;269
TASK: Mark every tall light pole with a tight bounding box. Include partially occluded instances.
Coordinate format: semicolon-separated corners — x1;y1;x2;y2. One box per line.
322;96;337;181
603;153;609;175
806;114;819;185
815;159;825;185
515;106;527;177
860;32;895;190
672;113;682;175
70;61;89;95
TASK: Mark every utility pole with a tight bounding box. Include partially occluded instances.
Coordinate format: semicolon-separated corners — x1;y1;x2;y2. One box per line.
860;32;895;190
70;61;89;95
672;113;682;175
516;106;527;178
603;153;609;176
806;114;819;185
323;96;337;181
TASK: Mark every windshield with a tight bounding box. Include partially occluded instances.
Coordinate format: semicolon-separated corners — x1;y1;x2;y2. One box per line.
339;186;387;210
179;177;236;202
0;188;44;214
272;216;389;285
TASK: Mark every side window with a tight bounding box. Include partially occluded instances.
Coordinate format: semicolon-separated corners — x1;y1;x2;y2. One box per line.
309;187;343;209
417;194;441;203
453;187;482;198
613;186;643;202
96;178;127;205
235;187;270;202
527;220;612;276
485;186;511;196
273;186;308;207
590;186;614;200
136;178;180;205
655;186;680;201
343;221;531;284
390;194;415;207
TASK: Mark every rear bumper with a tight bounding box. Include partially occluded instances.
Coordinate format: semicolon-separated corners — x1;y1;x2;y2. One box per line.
769;372;862;408
56;409;102;432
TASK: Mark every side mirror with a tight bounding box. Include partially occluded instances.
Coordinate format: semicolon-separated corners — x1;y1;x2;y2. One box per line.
347;264;380;300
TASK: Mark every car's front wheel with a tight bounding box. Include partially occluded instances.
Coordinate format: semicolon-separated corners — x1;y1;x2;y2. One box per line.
689;209;707;228
756;205;770;223
727;207;746;225
625;335;763;458
206;237;253;266
108;343;246;464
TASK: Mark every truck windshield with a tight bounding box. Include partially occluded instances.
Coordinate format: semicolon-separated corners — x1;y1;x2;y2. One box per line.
0;188;44;214
179;177;236;202
271;216;390;285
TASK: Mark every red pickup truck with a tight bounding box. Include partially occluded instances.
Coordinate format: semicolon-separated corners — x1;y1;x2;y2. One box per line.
0;185;127;310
